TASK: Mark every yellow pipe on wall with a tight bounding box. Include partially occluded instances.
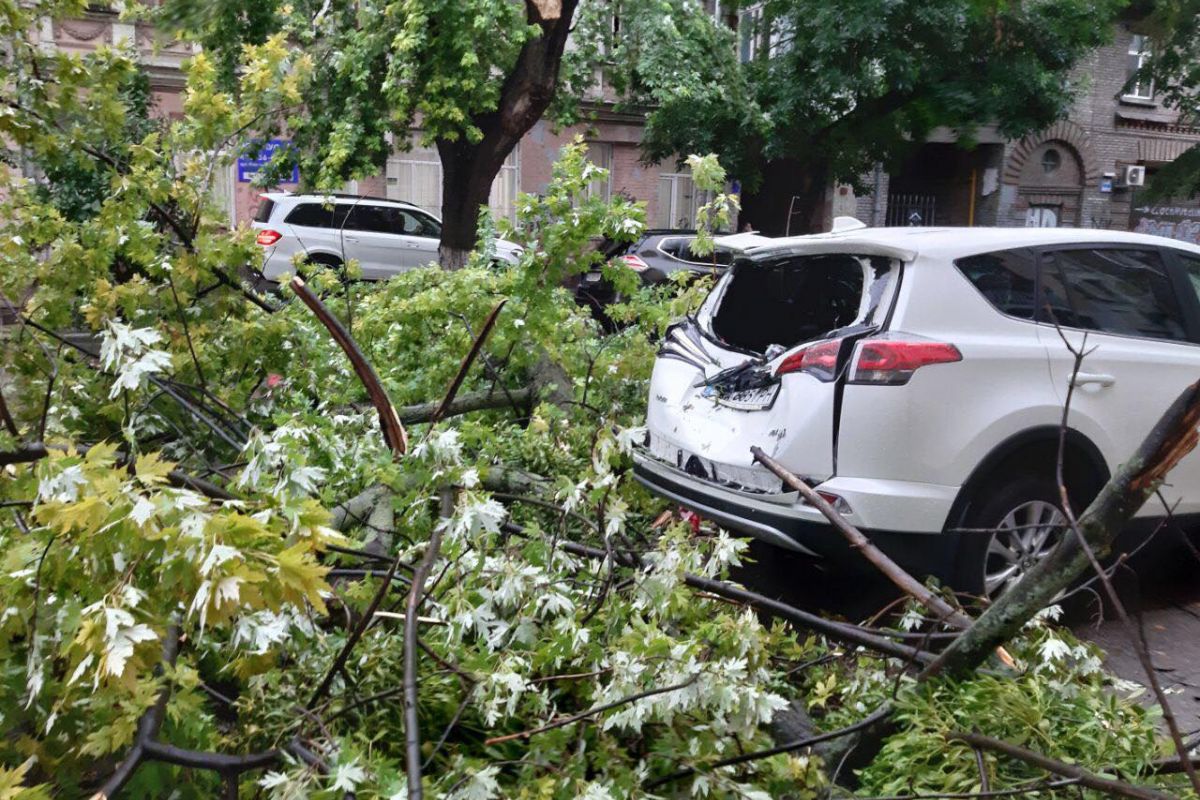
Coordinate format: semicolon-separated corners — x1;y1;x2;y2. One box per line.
968;168;977;227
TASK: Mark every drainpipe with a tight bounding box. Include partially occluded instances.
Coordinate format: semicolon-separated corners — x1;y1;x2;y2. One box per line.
871;163;883;226
968;168;977;227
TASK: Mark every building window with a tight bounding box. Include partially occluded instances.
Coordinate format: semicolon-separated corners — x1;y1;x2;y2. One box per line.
1040;148;1062;175
1124;34;1154;101
739;6;763;63
655;172;716;229
584;143;613;202
386;137;519;224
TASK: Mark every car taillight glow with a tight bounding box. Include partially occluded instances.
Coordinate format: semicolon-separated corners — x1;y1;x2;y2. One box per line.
774;340;842;381
256;229;282;246
621;254;650;271
849;337;962;385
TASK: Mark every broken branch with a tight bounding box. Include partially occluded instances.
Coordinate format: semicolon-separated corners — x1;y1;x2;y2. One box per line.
751;446;973;631
952;731;1177;800
291;277;408;456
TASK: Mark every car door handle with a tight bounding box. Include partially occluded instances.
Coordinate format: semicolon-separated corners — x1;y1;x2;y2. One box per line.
1070;372;1116;388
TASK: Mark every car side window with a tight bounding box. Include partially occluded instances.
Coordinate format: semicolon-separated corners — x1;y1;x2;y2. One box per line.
344;205;394;234
395;210;440;237
953;248;1038;319
285;203;335;228
1174;252;1200;302
1040;248;1188;342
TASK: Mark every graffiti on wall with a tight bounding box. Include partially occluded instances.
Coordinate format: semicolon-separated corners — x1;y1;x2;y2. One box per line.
1131;203;1200;245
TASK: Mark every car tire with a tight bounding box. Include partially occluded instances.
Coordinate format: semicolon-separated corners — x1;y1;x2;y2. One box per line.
951;474;1072;601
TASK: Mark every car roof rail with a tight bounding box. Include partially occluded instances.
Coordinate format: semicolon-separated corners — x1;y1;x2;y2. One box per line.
294;192;419;207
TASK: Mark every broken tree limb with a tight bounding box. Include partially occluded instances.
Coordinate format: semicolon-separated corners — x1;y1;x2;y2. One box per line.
548;534;937;664
429;299;507;427
395;386;534;425
751;446;973;631
952;732;1177;800
291;276;408;456
925;379;1200;680
88;623;181;800
647;704;892;789
404;487;454;800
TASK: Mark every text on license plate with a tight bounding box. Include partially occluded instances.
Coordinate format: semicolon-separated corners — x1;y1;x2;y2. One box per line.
711;383;780;410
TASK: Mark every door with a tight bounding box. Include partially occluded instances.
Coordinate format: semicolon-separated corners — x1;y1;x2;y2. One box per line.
390;208;441;268
1025;206;1059;228
1036;246;1200;515
341;205;407;278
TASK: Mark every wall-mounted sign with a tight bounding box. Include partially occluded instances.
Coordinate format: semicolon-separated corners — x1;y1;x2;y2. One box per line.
1099;177;1113;193
237;140;300;183
1132;202;1200;245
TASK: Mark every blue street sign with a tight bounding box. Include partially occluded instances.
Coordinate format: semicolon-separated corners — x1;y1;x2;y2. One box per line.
237;140;299;183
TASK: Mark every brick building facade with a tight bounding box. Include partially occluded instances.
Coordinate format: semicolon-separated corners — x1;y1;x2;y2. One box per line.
33;8;713;232
865;22;1200;243
32;12;1200;242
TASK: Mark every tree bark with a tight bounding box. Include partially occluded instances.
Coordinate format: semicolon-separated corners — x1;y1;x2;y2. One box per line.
431;0;580;269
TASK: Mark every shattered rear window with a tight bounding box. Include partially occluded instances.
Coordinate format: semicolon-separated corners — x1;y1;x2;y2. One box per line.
706;254;898;353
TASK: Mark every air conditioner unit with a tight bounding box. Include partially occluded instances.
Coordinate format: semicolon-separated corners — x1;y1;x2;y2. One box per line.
1121;165;1147;187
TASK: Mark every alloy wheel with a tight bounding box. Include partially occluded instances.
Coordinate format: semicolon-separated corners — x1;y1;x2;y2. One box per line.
983;499;1067;598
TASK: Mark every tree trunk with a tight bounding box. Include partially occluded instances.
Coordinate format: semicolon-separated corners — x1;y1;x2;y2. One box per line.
430;0;580;270
437;138;506;270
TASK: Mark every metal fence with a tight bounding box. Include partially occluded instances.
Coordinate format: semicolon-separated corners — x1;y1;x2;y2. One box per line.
886;193;937;227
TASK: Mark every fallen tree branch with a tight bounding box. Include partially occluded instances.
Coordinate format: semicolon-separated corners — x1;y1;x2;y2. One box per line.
292;277;408;456
88;623;182;799
428;299;507;427
646;704;892;789
952;731;1177;800
485;675;699;746
544;532;938;664
924;379;1200;679
751;446;973;631
403;487;454;800
395;386;533;425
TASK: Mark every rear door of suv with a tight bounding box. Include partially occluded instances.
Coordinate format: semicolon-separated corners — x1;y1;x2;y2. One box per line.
1035;244;1200;515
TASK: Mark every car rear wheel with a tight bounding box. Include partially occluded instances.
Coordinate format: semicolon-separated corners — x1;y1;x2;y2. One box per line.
952;476;1070;600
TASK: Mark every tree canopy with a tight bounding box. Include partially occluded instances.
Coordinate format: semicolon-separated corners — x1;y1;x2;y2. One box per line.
630;0;1125;230
1;1;1198;798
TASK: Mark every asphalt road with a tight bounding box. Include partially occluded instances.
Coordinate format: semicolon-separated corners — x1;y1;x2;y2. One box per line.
730;533;1200;736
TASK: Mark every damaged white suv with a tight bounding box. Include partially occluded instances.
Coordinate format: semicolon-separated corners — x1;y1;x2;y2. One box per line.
634;225;1200;597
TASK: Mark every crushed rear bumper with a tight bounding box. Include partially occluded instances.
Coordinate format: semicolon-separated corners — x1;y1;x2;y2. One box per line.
632;448;960;575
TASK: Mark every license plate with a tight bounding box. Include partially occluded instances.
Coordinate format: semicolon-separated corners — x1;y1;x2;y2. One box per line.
585;271;602;281
713;383;780;411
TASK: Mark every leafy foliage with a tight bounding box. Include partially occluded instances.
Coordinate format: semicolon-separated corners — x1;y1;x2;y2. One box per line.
623;0;1124;193
0;4;1193;798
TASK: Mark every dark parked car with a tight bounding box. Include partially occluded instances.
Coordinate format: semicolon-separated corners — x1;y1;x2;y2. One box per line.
574;230;736;319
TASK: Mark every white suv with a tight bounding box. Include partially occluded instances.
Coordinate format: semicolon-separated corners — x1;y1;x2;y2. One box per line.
634;226;1200;597
251;193;524;280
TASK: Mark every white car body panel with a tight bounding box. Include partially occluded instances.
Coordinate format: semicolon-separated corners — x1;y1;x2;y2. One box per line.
637;225;1200;571
251;193;522;280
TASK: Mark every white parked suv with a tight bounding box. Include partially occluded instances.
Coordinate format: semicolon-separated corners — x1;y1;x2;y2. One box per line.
251;193;524;281
634;225;1200;597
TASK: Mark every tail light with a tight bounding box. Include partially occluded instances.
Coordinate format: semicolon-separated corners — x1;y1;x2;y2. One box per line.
803;490;852;516
256;229;282;246
849;334;961;385
774;340;841;381
621;254;650;271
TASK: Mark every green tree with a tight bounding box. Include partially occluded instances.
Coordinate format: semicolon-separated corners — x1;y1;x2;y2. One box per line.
1130;0;1200;199
156;0;740;268
631;0;1124;232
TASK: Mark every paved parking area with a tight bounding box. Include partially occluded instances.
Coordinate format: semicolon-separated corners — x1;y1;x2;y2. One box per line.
1072;552;1200;738
733;536;1200;736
